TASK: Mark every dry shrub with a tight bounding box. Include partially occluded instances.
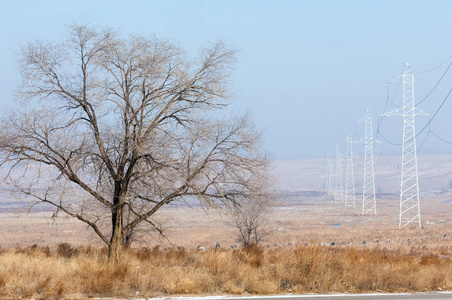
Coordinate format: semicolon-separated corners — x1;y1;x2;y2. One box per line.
0;244;451;299
57;242;78;258
420;254;442;265
233;244;265;268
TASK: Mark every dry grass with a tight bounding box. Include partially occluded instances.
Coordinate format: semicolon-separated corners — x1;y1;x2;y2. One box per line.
0;243;451;299
1;155;451;299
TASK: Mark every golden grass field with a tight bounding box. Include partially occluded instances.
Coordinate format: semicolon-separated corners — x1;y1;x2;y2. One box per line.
1;243;451;300
0;154;451;299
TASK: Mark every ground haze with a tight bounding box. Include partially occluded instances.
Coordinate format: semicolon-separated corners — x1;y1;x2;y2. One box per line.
1;154;451;250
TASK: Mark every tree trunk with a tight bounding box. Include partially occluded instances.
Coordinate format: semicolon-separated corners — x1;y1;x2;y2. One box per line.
109;180;124;264
109;221;123;264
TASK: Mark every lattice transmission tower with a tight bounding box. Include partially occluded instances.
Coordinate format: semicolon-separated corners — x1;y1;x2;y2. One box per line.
334;142;344;202
324;157;328;190
344;133;356;209
382;63;428;228
325;156;333;194
324;148;336;197
360;110;379;215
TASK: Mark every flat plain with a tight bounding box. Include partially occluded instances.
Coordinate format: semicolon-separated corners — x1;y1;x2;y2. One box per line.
0;154;451;251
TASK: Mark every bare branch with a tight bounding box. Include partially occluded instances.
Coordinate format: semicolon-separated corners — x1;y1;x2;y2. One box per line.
0;24;269;263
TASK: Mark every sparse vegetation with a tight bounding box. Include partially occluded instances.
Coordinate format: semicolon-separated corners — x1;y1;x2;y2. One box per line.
0;243;451;299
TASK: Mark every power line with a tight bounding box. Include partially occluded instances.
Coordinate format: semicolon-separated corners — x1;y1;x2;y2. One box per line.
416;88;452;136
417;129;431;154
387;83;401;108
430;130;452;146
373;81;403;143
413;55;452;73
377;88;452;146
376;60;451;141
415;60;452;106
373;85;395;143
377;131;401;146
417;126;452;154
374;143;397;169
374;88;400;146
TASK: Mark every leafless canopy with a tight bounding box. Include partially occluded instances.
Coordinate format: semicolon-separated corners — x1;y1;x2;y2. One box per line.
0;24;270;262
231;198;270;247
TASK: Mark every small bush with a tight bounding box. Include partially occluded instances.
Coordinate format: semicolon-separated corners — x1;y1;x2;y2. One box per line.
56;242;78;258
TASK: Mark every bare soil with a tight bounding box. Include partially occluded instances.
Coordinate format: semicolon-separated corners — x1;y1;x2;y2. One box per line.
0;154;451;251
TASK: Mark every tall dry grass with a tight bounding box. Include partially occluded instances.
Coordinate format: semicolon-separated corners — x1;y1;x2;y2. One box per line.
0;243;451;299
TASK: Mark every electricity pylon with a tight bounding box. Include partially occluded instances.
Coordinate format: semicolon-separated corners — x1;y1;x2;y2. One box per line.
326;155;337;196
327;148;336;196
360;110;379;215
334;142;344;202
382;63;427;228
325;157;332;194
344;133;356;209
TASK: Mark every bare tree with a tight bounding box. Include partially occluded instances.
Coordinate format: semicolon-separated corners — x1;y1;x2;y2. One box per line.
0;24;270;263
231;198;271;248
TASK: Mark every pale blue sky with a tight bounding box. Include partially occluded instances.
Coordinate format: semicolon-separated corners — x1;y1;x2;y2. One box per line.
1;0;452;159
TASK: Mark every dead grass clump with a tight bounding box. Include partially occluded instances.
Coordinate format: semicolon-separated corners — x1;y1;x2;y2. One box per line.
56;242;78;258
24;244;51;257
135;245;161;261
233;244;265;268
79;262;129;296
420;254;442;265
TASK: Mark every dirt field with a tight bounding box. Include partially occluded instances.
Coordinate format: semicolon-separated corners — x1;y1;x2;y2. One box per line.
0;192;451;251
0;154;451;251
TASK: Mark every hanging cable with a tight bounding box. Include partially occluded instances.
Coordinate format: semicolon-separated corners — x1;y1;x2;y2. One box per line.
373;83;402;145
387;83;401;108
377;131;402;146
416;88;452;136
378;88;452;147
374;144;384;169
417;129;431;154
430;130;452;146
374;143;396;169
373;87;390;141
413;55;452;73
415;60;452;106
